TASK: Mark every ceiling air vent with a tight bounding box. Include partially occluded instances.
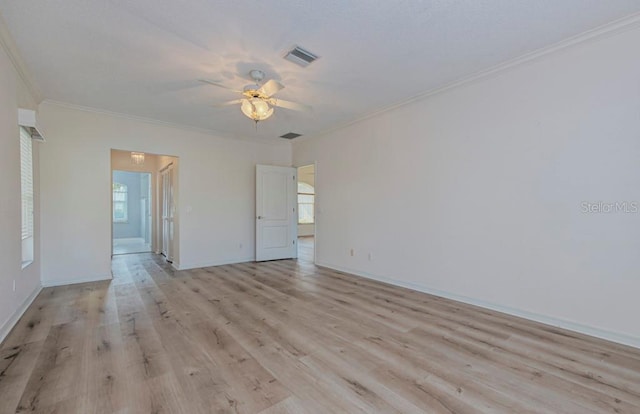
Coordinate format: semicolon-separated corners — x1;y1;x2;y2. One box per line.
284;46;318;67
18;108;46;142
26;127;45;142
280;132;302;139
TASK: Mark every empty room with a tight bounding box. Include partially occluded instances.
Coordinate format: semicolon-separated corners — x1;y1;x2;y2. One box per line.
1;1;640;413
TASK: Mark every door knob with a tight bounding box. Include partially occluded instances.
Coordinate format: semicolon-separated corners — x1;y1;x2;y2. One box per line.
257;216;263;219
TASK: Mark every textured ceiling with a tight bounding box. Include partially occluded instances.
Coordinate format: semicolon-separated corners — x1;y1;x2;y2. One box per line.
1;1;640;141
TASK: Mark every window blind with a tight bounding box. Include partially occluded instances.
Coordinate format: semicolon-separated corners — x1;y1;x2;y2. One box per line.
20;126;34;240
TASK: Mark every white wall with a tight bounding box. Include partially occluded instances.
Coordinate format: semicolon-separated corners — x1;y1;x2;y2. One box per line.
294;26;640;347
38;103;291;286
0;35;42;342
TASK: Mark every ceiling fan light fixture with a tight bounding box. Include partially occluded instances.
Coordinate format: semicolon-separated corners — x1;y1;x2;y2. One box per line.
202;69;308;125
131;152;145;165
241;98;274;122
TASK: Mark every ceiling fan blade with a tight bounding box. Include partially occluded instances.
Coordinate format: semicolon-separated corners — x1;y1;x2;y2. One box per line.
258;79;284;97
199;79;242;93
211;99;244;108
270;98;312;112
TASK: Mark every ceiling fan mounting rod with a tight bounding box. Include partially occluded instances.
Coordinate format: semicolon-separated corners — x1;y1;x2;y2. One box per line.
249;69;265;84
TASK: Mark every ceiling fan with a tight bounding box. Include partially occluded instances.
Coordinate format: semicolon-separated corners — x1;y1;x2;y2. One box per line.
199;69;311;124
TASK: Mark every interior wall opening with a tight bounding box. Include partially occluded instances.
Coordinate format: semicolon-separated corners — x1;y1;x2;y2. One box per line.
297;164;315;263
110;149;179;264
112;170;152;254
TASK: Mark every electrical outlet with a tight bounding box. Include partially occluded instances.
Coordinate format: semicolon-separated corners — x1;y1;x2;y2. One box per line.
368;253;372;261
350;248;354;257
13;280;16;292
239;243;243;249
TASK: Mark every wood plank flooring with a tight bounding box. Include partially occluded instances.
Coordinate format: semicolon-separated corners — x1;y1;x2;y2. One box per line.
2;250;640;413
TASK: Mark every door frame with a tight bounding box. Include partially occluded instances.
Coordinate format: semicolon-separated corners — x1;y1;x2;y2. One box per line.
295;161;317;264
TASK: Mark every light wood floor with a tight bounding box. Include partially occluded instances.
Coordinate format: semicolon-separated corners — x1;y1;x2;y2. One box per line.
1;253;640;413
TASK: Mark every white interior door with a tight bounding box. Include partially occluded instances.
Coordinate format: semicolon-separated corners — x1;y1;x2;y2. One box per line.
161;168;168;258
256;165;297;261
161;165;174;262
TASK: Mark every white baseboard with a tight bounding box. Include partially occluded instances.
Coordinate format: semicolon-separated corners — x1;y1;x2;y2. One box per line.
0;285;42;345
175;257;254;271
316;261;640;350
41;273;112;288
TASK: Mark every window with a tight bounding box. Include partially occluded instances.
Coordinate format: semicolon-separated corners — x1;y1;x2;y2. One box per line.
113;183;128;222
298;182;314;224
20;126;34;266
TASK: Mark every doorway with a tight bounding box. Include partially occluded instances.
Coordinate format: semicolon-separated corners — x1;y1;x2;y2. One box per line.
297;164;315;263
110;149;179;265
112;170;152;254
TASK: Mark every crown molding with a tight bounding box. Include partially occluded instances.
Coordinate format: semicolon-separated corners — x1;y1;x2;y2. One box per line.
0;12;42;104
295;11;640;144
41;99;292;147
4;7;639;147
